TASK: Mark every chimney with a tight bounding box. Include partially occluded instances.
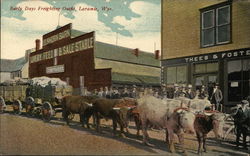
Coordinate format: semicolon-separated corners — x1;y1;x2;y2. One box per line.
134;48;139;57
35;39;41;51
155;50;160;59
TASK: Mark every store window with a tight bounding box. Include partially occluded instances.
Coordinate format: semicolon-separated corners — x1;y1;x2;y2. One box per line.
163;65;187;84
201;3;231;47
195;62;218;73
228;59;250;102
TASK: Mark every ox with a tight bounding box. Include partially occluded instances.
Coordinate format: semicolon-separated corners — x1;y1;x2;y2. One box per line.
231;103;250;149
61;96;97;127
137;95;195;153
194;111;225;154
176;97;212;113
92;98;132;137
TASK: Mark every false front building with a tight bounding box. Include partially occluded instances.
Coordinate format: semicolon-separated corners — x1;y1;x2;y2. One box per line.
29;23;160;94
161;0;250;109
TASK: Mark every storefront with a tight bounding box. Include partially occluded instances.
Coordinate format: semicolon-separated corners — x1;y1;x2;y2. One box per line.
162;48;250;107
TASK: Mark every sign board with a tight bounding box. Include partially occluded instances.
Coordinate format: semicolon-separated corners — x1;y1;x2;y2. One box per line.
46;65;64;74
162;48;250;66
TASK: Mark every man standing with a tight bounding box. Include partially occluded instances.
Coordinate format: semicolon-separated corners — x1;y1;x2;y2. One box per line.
210;83;223;111
185;84;195;99
173;84;181;98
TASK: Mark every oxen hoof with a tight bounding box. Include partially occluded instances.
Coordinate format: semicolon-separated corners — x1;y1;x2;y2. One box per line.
119;133;126;138
169;146;175;153
143;141;151;146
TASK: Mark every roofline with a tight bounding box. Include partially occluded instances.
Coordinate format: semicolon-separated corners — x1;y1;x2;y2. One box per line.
95;41;157;55
95;56;161;68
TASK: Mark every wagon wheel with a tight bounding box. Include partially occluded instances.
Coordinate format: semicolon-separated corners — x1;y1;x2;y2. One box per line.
25;96;35;116
13;99;22;115
0;96;6;113
42;101;53;122
223;115;235;140
32;106;42;118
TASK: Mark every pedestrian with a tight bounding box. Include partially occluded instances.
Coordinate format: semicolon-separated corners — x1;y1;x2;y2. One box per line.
185;84;195;99
199;85;209;99
103;86;110;98
180;84;187;97
121;86;130;98
173;84;181;98
210;83;223;111
130;85;138;98
112;87;120;99
160;84;168;98
97;87;104;97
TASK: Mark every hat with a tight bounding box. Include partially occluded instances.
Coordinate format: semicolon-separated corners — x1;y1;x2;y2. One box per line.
241;100;249;105
174;84;179;87
202;85;205;88
215;83;219;86
132;85;137;88
188;84;192;88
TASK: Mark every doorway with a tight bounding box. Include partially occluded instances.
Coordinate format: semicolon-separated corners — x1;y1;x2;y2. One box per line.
194;74;218;96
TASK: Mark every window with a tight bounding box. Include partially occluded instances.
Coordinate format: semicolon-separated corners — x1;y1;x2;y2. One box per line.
201;3;231;47
195;62;218;73
228;59;250;102
163;65;187;84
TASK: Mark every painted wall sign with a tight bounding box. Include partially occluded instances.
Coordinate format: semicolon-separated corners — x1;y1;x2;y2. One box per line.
162;48;250;66
30;36;94;63
43;29;70;46
46;64;64;74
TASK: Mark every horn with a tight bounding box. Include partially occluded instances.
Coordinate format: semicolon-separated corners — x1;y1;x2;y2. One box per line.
204;112;213;116
86;103;93;107
113;107;120;110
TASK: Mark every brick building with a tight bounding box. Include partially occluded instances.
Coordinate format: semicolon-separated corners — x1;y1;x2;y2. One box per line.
29;23;160;94
161;0;250;108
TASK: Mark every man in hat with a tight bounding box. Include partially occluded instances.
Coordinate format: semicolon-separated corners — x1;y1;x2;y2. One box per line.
199;85;209;99
210;83;223;111
103;86;110;98
121;86;130;98
185;84;195;99
98;87;104;97
180;84;187;97
160;84;167;99
173;84;181;98
130;85;138;98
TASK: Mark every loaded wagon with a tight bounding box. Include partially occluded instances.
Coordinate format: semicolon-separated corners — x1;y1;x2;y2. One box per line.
25;77;73;121
0;79;29;114
0;77;73;120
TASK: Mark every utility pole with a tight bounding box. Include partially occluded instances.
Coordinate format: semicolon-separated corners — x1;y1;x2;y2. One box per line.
57;11;62;28
116;32;118;45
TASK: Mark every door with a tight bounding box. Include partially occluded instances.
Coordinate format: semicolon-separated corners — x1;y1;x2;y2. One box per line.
194;74;218;96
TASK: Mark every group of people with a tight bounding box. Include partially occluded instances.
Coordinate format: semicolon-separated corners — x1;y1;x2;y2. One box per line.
82;83;223;111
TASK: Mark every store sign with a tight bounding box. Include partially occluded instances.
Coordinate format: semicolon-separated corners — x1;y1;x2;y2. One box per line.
162;48;250;66
184;49;250;63
42;24;71;46
43;29;70;46
46;65;64;74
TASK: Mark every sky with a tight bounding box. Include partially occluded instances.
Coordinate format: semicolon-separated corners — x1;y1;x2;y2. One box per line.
1;0;161;59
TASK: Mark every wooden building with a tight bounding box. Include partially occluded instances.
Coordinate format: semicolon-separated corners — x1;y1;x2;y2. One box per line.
29;23;160;94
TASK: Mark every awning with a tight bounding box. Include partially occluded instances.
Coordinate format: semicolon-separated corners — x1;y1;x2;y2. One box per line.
111;72;160;86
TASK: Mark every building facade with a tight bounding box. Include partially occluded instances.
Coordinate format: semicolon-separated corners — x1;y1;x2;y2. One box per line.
29;23;160;93
161;0;250;108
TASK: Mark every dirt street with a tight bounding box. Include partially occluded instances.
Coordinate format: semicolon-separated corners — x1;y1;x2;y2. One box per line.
0;112;249;156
